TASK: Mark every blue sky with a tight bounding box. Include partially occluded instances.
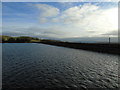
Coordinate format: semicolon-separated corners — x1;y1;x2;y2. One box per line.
2;2;118;40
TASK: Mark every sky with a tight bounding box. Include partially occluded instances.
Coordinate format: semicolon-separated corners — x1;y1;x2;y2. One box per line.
2;2;118;41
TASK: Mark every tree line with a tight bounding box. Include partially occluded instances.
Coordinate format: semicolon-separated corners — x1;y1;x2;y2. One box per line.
1;35;40;43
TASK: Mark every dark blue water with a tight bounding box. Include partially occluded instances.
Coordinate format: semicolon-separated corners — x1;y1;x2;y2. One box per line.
2;43;119;89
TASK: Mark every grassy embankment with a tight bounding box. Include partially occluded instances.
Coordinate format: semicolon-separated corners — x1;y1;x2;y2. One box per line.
0;35;119;55
40;39;119;55
0;35;40;43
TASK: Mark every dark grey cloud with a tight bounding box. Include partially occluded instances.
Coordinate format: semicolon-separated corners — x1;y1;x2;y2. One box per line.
43;30;65;35
87;30;96;33
101;30;118;36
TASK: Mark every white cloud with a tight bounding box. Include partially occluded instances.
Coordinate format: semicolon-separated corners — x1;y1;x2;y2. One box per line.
39;17;48;23
35;4;60;17
35;4;60;23
49;3;118;37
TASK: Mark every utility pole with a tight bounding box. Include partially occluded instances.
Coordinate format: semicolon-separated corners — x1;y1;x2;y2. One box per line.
109;37;111;44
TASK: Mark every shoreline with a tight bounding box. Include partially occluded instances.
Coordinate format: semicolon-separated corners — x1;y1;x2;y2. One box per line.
1;35;119;55
2;41;119;55
39;41;119;55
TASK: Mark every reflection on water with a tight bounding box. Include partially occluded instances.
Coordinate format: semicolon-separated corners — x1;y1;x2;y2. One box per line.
3;43;119;89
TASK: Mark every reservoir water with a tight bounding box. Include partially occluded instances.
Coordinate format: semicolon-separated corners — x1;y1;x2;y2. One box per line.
2;43;119;89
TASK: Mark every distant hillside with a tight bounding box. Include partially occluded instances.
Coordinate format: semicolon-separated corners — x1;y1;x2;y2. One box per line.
0;35;40;43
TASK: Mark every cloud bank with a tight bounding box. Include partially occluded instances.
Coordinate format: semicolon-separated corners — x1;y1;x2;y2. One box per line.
34;3;118;38
3;3;118;39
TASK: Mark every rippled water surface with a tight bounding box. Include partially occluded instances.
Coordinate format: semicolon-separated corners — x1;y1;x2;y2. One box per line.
3;43;119;89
